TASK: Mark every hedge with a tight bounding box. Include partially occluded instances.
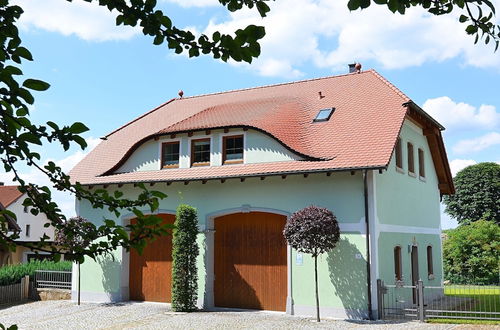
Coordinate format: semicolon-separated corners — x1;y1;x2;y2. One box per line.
0;260;72;286
171;204;199;312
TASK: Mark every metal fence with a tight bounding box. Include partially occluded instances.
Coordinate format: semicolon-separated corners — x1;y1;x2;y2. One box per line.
34;270;72;290
378;279;500;322
0;275;30;305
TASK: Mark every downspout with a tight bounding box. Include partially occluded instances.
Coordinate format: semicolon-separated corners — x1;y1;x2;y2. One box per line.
363;170;373;320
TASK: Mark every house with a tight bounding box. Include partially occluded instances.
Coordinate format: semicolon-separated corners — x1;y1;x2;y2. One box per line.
69;68;453;319
0;184;57;265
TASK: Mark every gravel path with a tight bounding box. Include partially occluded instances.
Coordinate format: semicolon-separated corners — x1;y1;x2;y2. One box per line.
0;301;498;330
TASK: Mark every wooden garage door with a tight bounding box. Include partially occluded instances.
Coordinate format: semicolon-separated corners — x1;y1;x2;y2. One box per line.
129;214;174;302
214;212;287;311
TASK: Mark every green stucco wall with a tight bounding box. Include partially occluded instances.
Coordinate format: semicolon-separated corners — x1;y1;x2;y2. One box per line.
77;172;368;314
374;120;443;287
375;120;441;229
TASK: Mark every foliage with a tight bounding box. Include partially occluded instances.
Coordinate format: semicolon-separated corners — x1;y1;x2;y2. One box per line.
284;205;340;257
283;205;340;322
171;204;199;312
443;220;500;285
0;0;499;264
349;0;500;50
0;260;72;286
443;162;500;225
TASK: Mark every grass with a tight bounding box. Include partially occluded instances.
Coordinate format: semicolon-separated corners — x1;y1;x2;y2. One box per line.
426;285;500;325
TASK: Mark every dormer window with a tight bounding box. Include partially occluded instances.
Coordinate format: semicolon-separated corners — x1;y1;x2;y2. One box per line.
191;138;211;167
161;142;180;168
223;135;244;164
313;107;335;122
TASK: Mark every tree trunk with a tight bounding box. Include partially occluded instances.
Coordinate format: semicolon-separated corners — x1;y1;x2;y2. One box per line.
78;262;81;306
314;254;320;322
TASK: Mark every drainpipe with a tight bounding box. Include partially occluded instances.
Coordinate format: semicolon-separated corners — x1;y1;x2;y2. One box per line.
363;170;373;320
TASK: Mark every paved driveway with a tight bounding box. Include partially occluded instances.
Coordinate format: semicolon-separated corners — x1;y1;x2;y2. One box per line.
0;301;497;329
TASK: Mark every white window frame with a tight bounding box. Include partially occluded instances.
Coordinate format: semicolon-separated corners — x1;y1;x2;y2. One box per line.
219;130;247;165
188;134;214;167
157;136;182;170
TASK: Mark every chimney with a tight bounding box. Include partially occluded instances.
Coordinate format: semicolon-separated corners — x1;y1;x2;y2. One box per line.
348;63;356;73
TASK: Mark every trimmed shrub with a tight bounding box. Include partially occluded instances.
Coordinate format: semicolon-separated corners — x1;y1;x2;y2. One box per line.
0;260;72;286
172;204;199;312
283;205;340;322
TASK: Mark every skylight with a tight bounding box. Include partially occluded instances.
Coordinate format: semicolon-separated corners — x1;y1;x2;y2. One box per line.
313;107;335;122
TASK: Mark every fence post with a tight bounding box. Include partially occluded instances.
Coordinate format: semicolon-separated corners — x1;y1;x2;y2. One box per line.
376;279;384;320
417;280;425;322
24;275;29;299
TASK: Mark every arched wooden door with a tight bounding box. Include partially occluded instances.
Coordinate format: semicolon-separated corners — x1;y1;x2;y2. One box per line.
214;212;287;311
129;214;175;302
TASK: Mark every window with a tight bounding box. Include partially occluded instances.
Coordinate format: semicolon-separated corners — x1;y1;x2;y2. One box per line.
427;245;434;278
313;107;335;122
223;135;244;164
395;138;403;169
25;224;30;237
394;246;402;281
407;142;415;174
161;142;180;168
191;138;210;166
418;148;425;178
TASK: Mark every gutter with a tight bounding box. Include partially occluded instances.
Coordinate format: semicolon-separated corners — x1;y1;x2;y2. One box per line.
363;170;373;320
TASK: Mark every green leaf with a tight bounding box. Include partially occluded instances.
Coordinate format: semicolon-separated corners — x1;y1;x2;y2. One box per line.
459;15;468;23
22;79;50;91
69;122;89;134
348;0;361;10
14;47;33;61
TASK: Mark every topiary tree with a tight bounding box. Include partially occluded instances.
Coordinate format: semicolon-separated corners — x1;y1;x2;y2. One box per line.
172;204;199;312
443;220;500;285
443;162;500;225
54;216;96;305
283;205;340;322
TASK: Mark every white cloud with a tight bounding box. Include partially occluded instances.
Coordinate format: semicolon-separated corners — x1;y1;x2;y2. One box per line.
449;159;478;176
423;97;500;132
453;132;500;154
0;137;100;217
15;0;138;42
202;0;500;77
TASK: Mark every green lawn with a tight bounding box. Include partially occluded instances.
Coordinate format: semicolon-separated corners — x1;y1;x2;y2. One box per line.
426;285;500;325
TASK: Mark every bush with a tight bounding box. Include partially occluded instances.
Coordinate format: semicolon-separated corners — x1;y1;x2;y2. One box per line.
171;204;199;312
0;260;72;286
443;220;500;285
283;205;340;322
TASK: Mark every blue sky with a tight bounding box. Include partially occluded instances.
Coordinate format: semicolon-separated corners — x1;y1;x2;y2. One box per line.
1;0;499;228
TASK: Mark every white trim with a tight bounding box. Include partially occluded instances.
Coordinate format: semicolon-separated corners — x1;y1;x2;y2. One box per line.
367;170;379;316
188;135;214;167
119;210;176;303
204;206;291;312
218;130;247;165
340;218;365;234
378;223;441;235
157;137;182;170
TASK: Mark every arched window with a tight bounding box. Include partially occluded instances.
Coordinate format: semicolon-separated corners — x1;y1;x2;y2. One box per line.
418;148;425;178
395;138;403;170
427;245;434;277
407;142;415;174
394;246;402;281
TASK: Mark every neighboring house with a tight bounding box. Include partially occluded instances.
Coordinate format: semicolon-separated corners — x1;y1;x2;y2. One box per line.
0;184;57;265
70;69;454;319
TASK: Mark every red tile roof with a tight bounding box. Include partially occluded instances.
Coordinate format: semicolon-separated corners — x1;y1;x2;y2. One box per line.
0;185;24;208
70;70;453;193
